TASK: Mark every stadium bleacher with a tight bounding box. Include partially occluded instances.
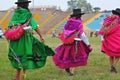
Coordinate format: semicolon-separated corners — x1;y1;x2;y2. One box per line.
0;7;111;35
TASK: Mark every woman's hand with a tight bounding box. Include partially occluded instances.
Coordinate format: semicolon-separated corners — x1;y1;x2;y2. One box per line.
88;45;91;47
35;27;45;43
40;37;45;43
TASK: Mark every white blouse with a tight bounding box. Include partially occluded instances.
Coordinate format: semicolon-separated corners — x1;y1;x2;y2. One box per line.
81;32;90;46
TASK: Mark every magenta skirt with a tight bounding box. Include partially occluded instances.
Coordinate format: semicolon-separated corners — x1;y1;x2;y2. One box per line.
52;41;92;69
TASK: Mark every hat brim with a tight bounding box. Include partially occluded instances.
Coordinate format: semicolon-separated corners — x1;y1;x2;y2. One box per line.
81;13;85;15
15;1;31;4
71;13;85;16
112;10;120;15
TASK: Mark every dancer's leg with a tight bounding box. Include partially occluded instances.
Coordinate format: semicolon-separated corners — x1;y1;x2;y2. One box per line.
110;57;119;73
109;56;114;66
19;69;26;80
113;57;119;67
71;67;75;75
14;69;20;80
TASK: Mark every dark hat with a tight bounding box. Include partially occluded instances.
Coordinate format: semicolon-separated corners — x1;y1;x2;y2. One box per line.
112;8;120;16
15;0;31;4
71;9;85;16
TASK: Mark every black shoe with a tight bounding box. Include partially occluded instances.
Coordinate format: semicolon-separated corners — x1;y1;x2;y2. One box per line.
65;68;70;73
65;68;74;76
110;66;117;73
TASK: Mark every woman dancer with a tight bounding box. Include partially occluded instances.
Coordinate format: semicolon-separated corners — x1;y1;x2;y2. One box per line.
52;9;92;76
98;8;120;73
7;0;55;80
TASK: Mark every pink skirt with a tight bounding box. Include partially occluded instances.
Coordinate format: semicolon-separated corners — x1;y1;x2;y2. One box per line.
52;41;92;69
101;26;120;57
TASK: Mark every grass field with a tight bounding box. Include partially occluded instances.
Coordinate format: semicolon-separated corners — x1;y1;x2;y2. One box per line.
0;35;120;80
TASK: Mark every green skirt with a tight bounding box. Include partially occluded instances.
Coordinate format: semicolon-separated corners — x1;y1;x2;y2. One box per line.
8;37;55;69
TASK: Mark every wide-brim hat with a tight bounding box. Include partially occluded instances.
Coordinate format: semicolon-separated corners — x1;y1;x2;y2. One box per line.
112;8;120;16
15;0;31;4
71;9;85;16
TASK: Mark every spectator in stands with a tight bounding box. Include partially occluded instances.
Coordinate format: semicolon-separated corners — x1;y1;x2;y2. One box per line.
94;31;98;37
90;31;94;37
52;8;92;76
8;0;55;80
98;8;120;73
51;30;57;38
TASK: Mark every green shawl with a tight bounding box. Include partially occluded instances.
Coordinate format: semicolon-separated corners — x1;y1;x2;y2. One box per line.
8;8;32;27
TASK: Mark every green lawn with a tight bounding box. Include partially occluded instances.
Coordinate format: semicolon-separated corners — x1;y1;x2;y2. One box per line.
0;36;120;80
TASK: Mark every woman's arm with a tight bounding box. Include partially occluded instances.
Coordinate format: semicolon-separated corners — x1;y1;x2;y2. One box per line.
35;27;45;42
